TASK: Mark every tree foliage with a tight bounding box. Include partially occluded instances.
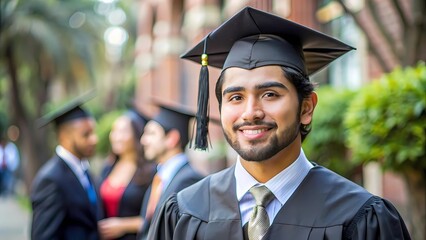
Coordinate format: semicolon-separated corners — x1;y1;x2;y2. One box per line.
303;86;358;178
345;62;426;171
95;109;124;156
345;61;426;239
0;0;107;187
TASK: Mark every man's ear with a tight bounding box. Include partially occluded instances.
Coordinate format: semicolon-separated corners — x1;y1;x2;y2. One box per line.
165;129;181;149
57;123;72;146
300;92;318;125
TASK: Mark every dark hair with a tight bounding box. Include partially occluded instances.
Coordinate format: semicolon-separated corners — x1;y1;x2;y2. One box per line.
110;113;155;185
215;66;315;141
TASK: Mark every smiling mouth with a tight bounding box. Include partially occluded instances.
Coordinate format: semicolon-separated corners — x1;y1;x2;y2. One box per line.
241;128;269;135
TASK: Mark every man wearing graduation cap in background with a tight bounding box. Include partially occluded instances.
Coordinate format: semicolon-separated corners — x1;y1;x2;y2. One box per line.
136;102;203;240
148;7;411;240
31;93;101;240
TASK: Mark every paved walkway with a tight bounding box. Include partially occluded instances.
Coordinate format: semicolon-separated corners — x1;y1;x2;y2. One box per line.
0;196;30;240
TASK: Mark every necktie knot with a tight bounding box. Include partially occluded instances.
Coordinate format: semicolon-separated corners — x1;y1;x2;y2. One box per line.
249;185;274;207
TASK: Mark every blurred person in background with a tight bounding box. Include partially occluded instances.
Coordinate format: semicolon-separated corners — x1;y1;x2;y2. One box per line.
31;95;101;240
98;109;156;240
136;103;203;240
0;121;20;198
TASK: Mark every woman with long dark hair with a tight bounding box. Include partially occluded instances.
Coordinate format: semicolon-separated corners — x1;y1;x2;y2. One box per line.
98;109;155;240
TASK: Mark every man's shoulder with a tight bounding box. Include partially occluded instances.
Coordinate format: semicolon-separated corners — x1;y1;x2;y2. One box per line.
32;156;67;185
308;165;370;195
291;165;374;225
170;162;203;188
176;162;203;178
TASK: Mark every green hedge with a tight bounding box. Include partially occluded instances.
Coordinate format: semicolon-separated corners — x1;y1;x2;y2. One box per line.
303;86;357;177
344;62;426;171
95;110;124;156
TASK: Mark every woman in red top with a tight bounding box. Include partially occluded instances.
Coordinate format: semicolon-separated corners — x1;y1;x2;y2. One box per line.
98;109;155;240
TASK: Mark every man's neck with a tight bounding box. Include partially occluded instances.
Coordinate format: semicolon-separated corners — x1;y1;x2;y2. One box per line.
58;145;82;161
157;148;182;165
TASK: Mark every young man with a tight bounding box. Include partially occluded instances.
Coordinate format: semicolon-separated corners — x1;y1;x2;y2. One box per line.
137;103;203;240
148;7;411;240
31;95;100;240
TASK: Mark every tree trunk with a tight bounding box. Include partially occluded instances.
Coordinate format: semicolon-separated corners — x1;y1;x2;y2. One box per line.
5;44;49;193
403;167;426;240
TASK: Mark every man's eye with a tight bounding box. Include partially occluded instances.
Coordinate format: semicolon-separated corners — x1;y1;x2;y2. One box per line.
229;95;243;101
263;92;278;98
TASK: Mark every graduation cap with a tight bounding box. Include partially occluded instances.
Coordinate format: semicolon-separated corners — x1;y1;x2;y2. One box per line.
181;6;355;150
37;91;95;128
151;103;195;149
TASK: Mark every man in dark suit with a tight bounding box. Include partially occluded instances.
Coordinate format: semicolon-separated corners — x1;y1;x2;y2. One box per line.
31;95;100;240
137;102;203;240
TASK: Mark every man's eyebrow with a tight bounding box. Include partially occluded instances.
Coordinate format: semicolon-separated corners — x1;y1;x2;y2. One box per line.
222;86;245;96
255;82;288;90
222;82;288;96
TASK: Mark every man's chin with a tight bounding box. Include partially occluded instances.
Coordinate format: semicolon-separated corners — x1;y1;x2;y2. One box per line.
143;153;156;162
236;147;271;162
241;157;269;162
235;140;283;162
85;152;95;158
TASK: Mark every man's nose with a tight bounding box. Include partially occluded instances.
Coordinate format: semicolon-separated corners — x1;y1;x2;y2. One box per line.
240;97;265;122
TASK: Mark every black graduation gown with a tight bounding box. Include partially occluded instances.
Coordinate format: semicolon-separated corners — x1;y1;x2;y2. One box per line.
148;165;411;240
31;155;101;240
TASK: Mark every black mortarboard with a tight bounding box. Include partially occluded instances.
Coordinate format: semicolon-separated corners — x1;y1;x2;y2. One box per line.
152;103;194;149
181;6;355;150
37;91;95;128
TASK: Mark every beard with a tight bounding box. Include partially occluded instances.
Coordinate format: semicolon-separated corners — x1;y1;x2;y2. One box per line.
72;141;95;159
223;117;300;162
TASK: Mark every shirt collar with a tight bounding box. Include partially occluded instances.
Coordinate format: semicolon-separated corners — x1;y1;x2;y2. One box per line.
56;145;89;174
156;153;188;189
235;148;313;205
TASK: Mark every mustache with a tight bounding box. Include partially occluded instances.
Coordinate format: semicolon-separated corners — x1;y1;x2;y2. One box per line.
232;120;277;131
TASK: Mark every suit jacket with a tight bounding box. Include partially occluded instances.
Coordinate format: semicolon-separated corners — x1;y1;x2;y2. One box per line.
31;155;101;240
148;165;411;240
138;160;203;240
99;162;156;240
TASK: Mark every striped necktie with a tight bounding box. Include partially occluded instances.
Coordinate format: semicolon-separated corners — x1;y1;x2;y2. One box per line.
247;185;275;240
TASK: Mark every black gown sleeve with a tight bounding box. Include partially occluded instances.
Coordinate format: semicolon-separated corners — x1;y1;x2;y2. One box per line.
147;193;204;240
346;196;411;240
31;178;66;240
147;194;181;240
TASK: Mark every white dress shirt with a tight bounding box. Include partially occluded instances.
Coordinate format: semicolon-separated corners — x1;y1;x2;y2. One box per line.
56;145;91;190
156;153;188;192
235;149;313;226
